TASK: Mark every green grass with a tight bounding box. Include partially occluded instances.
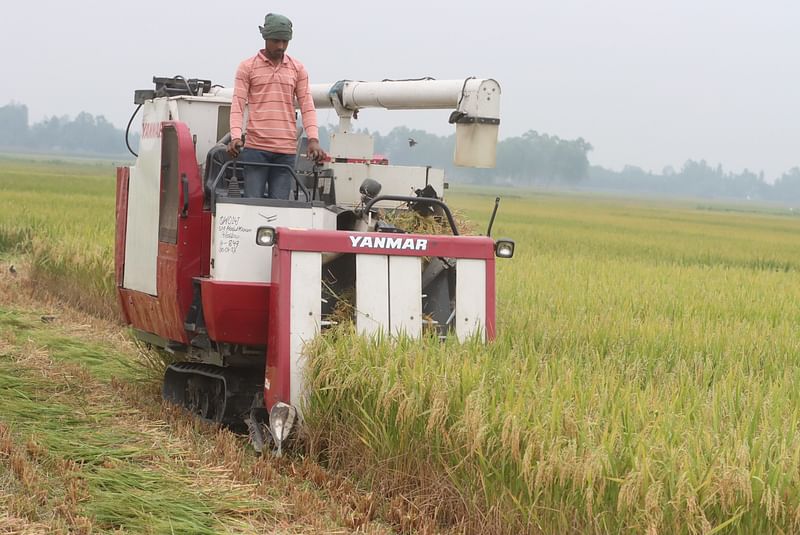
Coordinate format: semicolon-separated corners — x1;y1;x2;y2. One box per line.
5;157;800;532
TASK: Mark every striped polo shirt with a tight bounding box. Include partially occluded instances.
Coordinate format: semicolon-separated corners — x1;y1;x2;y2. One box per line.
230;51;320;155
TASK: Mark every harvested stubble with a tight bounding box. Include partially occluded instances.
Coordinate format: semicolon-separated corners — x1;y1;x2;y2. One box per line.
0;305;395;534
0;309;281;534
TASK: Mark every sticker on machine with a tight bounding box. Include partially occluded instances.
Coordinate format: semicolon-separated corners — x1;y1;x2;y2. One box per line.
216;215;253;254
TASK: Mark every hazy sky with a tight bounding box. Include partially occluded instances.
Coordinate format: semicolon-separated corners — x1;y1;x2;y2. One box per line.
2;0;798;178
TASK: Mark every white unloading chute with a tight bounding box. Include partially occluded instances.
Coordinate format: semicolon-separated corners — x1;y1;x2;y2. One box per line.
212;78;501;168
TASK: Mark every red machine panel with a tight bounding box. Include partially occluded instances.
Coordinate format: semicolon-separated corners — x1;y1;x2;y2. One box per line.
201;280;271;345
116;121;210;343
265;245;292;408
264;228;498;410
115;167;131;324
274;228;496;259
118;243;188;342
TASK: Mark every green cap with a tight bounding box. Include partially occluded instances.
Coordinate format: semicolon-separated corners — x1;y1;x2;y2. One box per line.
259;13;293;41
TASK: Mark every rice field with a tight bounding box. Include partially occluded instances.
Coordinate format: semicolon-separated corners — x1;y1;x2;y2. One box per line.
3;155;800;533
0;156;116;317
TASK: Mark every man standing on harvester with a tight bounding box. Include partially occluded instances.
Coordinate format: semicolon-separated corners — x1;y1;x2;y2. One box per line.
228;13;326;199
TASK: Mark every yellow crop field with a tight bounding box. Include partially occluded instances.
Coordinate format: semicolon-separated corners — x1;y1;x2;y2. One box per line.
3;155;800;533
0;156;116;317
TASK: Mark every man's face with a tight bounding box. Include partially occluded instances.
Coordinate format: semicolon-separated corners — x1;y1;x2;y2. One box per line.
265;39;289;61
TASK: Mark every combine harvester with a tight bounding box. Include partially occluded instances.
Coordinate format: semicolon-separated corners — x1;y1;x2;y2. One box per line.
115;75;514;453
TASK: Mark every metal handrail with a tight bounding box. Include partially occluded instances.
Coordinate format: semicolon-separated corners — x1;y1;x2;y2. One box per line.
363;195;460;236
209;160;310;212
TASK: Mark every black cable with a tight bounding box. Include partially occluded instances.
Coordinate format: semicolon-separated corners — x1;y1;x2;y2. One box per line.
125;104;142;157
456;76;476;110
381;76;436;82
174;75;193;94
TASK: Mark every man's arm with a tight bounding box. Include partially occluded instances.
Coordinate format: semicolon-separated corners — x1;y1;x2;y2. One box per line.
295;64;325;163
228;60;250;156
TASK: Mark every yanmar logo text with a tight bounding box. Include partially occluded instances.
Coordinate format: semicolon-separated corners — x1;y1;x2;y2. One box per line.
141;122;162;139
349;235;428;251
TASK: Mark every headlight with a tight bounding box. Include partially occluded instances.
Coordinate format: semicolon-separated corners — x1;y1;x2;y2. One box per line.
495;238;515;259
256;226;276;246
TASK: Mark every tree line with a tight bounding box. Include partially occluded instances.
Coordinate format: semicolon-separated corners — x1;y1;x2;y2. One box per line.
321;126;594;187
586;161;800;203
3;101;799;203
0;103;136;156
324;125;800;204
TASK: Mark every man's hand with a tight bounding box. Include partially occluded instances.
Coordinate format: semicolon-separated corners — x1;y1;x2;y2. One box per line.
227;138;244;157
307;139;326;164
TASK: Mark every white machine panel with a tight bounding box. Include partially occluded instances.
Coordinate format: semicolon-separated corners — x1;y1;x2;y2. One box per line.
212;203;336;282
123;98;169;295
455;122;499;168
330;163;445;208
330;132;374;160
289;252;321;408
389;256;422;337
455;259;487;341
170;97;231;163
355;254;389;336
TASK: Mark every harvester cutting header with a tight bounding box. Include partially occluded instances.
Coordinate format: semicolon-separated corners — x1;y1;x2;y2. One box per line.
116;72;513;453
